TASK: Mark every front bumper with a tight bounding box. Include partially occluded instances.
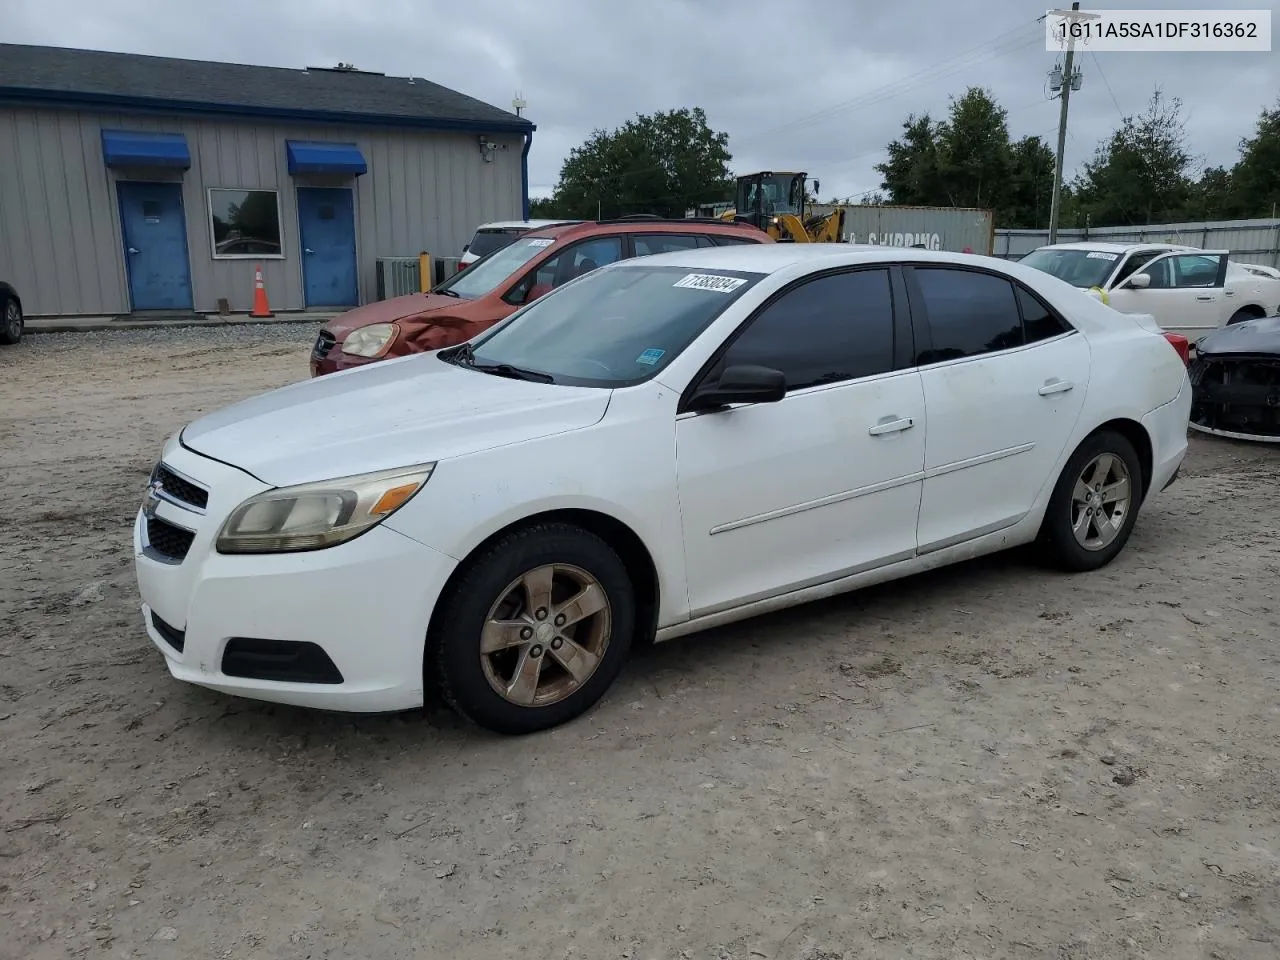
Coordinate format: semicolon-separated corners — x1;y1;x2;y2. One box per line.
1188;352;1280;442
133;445;458;712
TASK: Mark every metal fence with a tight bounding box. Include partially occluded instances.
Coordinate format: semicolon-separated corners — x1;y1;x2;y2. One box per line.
993;218;1280;267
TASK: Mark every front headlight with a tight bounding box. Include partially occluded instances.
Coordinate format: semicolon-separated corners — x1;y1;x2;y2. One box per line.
216;463;435;554
342;323;398;358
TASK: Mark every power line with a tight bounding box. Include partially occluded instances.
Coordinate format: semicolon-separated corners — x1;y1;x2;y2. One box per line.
735;22;1045;147
1089;51;1126;120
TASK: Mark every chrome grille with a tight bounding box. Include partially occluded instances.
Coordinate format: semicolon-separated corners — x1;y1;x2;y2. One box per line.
153;463;208;510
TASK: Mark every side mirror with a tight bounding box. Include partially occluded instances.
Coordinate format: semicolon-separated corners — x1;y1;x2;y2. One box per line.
1125;273;1151;289
687;364;787;411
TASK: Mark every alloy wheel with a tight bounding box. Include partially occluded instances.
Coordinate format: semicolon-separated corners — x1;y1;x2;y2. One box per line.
479;563;612;707
1070;452;1132;551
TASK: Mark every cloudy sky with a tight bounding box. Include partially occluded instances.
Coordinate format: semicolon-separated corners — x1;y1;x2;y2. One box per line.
9;0;1279;203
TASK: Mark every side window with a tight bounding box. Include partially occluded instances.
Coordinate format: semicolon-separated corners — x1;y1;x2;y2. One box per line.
506;236;624;304
716;269;895;391
1113;252;1157;285
695;235;716;248
1139;257;1175;289
710;234;758;246
1170;254;1224;288
913;268;1023;363
632;234;700;256
1015;284;1072;343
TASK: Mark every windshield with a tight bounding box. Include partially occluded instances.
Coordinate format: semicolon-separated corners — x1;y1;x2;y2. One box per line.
736;174;802;217
468;228;524;259
1020;248;1120;288
437;236;555;299
465;263;766;386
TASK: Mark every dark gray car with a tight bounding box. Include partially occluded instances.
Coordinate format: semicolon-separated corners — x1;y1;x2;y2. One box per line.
0;281;22;345
1189;314;1280;442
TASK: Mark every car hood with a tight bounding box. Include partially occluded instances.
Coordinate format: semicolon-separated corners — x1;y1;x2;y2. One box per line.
323;293;474;339
1196;314;1280;355
180;354;611;488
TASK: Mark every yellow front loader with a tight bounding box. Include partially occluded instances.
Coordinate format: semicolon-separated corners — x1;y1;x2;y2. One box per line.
718;171;845;243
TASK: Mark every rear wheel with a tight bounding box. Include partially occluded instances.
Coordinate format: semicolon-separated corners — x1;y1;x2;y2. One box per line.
1038;430;1144;572
0;298;21;345
431;523;635;735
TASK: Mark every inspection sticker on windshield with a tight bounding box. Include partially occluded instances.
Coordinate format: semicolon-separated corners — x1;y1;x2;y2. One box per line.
1086;251;1118;260
636;348;666;366
526;238;554;247
673;273;747;293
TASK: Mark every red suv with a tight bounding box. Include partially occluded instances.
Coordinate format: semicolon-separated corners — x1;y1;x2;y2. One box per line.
310;217;772;376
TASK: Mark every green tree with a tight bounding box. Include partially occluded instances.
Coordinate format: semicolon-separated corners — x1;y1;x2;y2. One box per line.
874;87;1056;227
935;87;1013;210
875;113;945;206
1072;87;1195;225
1188;166;1236;220
543;107;733;219
1004;135;1057;229
1228;99;1280;218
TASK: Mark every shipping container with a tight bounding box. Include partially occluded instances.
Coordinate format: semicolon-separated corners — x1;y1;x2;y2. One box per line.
810;203;996;254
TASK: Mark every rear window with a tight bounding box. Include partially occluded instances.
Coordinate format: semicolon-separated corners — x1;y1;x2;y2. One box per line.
467;228;525;258
710;234;762;246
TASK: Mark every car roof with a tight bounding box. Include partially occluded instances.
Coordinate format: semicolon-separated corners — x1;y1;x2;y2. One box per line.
1036;241;1191;254
473;219;579;231
524;219;770;242
608;244;1012;274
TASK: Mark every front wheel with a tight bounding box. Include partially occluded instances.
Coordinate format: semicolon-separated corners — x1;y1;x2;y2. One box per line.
430;523;635;735
1226;309;1259;326
1038;430;1144;572
0;298;21;345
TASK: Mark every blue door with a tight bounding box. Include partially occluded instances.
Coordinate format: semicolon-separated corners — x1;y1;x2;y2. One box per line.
297;187;358;307
117;182;194;311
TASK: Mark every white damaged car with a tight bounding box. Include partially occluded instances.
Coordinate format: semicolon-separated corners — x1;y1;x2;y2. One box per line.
135;245;1192;735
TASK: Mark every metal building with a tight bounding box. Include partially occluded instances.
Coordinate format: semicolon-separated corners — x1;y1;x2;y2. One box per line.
0;44;534;318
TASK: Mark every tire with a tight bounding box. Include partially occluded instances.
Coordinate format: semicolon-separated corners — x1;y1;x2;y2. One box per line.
0;298;21;345
431;522;635;735
1038;430;1144;573
1226;309;1260;326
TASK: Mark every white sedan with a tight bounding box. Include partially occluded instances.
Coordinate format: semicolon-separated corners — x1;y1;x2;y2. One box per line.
134;246;1192;735
1020;242;1280;340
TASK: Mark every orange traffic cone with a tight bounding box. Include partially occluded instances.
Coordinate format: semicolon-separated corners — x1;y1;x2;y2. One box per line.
250;263;273;318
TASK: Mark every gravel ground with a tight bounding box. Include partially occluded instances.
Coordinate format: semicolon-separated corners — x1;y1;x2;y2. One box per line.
3;324;1280;960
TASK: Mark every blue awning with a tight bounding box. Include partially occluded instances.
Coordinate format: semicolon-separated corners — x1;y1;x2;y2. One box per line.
286;140;368;176
101;130;191;169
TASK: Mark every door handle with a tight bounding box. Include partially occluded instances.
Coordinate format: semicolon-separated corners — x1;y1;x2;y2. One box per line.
1195;294;1215;301
1223;290;1236;297
868;417;914;436
304;247;315;255
128;247;139;254
1038;378;1074;396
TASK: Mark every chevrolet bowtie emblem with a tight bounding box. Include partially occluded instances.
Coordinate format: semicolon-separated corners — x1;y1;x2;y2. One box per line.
142;479;163;519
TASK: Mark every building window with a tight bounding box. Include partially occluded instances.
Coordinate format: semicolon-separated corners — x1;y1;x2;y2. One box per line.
207;188;284;258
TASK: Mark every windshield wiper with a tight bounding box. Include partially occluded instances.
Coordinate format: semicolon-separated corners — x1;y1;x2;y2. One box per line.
435;288;461;298
469;361;555;383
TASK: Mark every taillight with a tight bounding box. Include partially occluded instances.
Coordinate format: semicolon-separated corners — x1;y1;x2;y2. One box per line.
455;260;468;272
1163;332;1190;365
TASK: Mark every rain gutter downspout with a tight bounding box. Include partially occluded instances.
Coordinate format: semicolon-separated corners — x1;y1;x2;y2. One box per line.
521;128;534;221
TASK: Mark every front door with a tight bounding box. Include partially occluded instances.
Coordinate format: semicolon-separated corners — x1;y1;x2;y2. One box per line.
675;267;926;617
908;265;1090;552
297;187;358;308
1107;250;1230;338
117;182;193;311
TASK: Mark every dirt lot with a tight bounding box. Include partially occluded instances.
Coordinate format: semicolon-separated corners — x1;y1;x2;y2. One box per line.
2;324;1280;960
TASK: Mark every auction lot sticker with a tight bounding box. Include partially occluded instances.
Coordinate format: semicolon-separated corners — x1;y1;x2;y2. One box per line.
673;274;747;293
1045;9;1272;52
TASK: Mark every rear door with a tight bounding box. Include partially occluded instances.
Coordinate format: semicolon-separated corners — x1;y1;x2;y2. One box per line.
907;265;1090;553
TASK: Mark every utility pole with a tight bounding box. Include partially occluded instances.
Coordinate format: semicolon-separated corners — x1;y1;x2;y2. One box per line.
1047;3;1098;244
